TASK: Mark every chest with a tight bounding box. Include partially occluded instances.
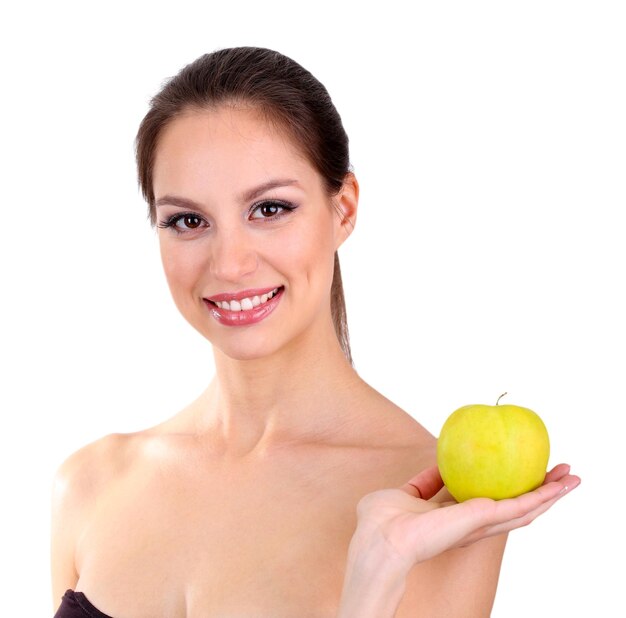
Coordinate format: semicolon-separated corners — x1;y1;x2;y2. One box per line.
75;452;386;617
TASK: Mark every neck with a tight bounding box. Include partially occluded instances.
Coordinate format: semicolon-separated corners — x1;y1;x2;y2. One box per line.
189;316;366;456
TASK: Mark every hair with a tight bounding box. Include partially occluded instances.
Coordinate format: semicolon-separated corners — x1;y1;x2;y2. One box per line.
135;47;353;364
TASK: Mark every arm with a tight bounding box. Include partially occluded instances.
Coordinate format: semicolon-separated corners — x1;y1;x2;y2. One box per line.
50;434;122;611
51;459;82;609
338;535;409;617
337;464;579;618
338;533;506;618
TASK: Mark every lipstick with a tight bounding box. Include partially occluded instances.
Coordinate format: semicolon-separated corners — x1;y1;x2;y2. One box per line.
204;286;284;327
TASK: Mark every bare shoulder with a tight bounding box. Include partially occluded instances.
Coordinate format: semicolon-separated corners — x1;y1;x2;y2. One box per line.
51;432;141;550
360;382;437;456
50;432;139;606
52;433;136;508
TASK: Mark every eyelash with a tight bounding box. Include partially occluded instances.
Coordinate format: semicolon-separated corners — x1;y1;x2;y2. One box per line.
157;200;297;234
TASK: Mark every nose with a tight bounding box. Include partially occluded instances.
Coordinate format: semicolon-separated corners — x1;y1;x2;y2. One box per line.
209;228;259;283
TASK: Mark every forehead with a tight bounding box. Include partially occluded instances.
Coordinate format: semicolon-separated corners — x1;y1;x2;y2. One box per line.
153;106;319;200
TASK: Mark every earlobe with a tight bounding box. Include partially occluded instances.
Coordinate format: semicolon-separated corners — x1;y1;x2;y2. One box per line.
333;172;359;250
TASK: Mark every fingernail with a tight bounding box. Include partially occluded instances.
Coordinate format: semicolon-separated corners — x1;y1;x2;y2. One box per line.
559;485;568;494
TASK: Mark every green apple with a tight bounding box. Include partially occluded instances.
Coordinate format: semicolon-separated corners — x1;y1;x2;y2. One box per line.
437;398;550;502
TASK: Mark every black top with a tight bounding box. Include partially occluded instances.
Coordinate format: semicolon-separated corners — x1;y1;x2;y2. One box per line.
54;590;114;618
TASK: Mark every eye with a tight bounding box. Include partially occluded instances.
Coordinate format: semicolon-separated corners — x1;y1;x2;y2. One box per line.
250;200;296;220
178;214;203;229
157;212;208;233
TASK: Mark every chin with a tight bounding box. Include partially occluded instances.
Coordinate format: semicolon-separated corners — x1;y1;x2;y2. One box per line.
209;331;287;362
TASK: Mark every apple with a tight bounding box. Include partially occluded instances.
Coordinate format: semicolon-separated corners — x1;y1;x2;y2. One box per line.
437;396;550;502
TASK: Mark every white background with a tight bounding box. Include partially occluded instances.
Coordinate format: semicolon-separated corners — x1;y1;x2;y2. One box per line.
1;1;624;615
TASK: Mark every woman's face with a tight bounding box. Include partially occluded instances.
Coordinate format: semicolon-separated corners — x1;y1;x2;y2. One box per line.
152;106;355;360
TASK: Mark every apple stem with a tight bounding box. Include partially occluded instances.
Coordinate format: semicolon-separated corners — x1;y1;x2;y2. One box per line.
496;392;508;405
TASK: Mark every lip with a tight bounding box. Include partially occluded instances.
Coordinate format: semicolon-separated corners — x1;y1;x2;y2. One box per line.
207;286;281;303
203;286;284;327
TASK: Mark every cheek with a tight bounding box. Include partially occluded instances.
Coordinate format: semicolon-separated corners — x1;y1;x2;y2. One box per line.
159;242;204;299
281;214;336;288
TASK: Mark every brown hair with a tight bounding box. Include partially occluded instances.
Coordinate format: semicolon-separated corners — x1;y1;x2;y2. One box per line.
135;47;353;364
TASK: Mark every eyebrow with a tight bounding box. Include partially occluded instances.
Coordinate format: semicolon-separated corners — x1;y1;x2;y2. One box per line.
243;178;299;201
154;178;300;209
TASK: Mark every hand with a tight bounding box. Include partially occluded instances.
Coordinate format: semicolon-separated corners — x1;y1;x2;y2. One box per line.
350;463;580;572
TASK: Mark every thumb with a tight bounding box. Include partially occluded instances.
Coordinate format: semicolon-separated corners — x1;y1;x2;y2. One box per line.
400;465;444;500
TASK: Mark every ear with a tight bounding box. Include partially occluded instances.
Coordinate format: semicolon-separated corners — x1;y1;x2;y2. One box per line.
332;172;359;251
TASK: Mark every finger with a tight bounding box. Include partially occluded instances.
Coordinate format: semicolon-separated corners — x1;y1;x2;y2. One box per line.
544;463;571;484
471;473;581;537
400;465;444;500
457;480;561;532
484;474;581;538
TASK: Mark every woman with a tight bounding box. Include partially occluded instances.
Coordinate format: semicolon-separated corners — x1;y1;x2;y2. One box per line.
51;46;579;617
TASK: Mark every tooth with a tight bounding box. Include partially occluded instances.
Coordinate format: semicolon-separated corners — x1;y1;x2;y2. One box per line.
217;301;226;309
230;300;242;311
241;297;253;310
252;296;261;307
261;293;268;303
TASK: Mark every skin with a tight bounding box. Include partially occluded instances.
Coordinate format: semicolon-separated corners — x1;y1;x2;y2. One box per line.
51;106;580;617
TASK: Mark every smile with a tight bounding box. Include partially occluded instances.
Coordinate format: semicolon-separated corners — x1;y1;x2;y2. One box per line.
210;287;281;312
204;286;285;327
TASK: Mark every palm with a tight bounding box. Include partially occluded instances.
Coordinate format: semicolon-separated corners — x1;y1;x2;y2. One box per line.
352;464;579;570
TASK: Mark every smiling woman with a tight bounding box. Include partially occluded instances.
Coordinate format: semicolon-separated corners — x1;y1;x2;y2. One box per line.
51;47;579;618
150;104;355;361
137;47;354;364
